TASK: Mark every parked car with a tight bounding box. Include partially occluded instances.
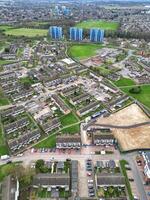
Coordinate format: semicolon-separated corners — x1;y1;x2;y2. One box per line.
88;180;93;183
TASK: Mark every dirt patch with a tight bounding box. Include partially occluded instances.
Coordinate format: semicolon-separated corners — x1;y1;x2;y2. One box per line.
95;104;150;150
96;104;149;126
113;125;150;151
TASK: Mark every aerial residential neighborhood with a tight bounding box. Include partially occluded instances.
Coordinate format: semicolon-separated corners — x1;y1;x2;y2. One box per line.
0;0;150;200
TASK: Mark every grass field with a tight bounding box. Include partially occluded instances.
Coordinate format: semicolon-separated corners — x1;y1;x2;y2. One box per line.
68;43;103;60
95;65;112;76
114;78;136;87
0;163;22;181
0;25;13;31
0;119;9;156
4;28;48;37
76;20;119;31
34;134;56;148
121;85;150;108
59;112;79;126
0;59;16;67
19;77;36;86
62;124;80;135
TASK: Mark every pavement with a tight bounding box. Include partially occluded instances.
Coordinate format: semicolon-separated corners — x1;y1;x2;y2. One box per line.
122;152;148;200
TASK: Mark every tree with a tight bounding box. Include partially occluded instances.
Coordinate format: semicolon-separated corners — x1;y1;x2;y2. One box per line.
35;159;44;169
129;86;141;94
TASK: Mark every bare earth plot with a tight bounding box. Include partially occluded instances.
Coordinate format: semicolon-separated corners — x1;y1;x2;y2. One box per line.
96;104;149;126
114;125;150;151
95;104;150;151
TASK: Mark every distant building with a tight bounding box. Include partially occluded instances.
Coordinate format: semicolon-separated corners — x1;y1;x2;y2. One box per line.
90;28;104;42
70;27;83;41
49;26;63;40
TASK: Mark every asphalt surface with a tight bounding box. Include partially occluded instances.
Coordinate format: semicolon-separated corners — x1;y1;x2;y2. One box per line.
123;152;148;200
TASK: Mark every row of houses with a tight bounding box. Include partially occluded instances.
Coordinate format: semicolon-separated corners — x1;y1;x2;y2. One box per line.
42;118;61;134
4;117;29;135
33;160;78;195
55;129;115;149
61;85;79;97
0;106;24;118
70;93;90;106
44;75;77;88
1;83;23;95
0;77;18;87
87;129;115;146
51;94;70;114
110;95;130;110
77;101;100;117
11;90;34;102
33;174;70;191
0;71;16;80
8;129;41;152
56;135;81;149
96;173;125;187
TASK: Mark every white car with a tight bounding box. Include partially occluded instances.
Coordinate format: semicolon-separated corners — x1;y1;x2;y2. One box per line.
17;153;23;157
88;180;93;183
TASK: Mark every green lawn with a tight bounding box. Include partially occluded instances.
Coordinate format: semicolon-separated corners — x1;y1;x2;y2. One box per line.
114;78;136;87
0;88;10;106
0;59;16;67
68;43;103;60
0;163;19;181
94;65;112;76
19;77;35;86
0;123;9;156
121;85;150;108
62;124;80;135
0;25;13;31
59;112;79;126
4;28;48;37
76;20;119;31
120;160;134;200
34;134;56;148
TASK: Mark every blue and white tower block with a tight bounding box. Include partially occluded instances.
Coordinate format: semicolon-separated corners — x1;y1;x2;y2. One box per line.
70;27;83;41
90;28;104;42
49;26;63;40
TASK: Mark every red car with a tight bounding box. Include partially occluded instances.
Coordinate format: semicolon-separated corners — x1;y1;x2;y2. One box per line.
87;172;92;176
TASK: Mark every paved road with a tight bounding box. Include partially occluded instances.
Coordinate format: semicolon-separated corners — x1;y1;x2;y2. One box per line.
122;152;148;200
86;121;150;129
8;148;120;166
